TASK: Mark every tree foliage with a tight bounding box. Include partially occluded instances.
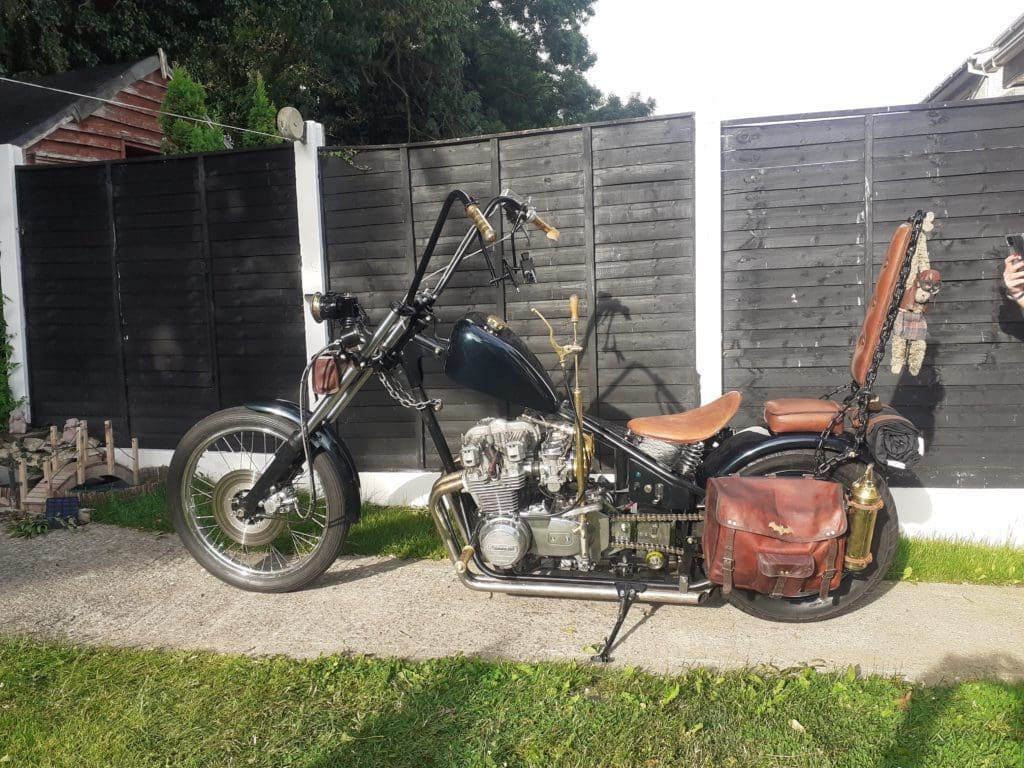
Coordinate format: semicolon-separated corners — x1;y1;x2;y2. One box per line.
0;1;655;145
241;73;281;147
159;67;225;154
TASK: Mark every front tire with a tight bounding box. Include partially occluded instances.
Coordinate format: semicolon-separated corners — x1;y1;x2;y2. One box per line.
168;407;352;593
722;449;898;622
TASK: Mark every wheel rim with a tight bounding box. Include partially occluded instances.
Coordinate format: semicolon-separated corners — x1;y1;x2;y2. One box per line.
181;425;331;580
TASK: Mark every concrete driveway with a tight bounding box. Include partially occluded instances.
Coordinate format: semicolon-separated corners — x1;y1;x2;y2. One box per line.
1;524;1021;683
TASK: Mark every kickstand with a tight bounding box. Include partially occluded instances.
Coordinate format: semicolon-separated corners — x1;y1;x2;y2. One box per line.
591;582;647;663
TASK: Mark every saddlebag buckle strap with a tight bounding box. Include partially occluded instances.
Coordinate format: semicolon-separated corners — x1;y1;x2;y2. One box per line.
819;537;839;600
722;529;736;594
771;576;787;599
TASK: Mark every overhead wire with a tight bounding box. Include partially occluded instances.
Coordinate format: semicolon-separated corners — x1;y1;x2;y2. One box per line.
0;74;285;141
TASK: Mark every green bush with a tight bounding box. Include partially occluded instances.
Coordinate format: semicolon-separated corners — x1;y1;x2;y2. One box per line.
240;72;280;148
159;67;225;154
0;295;22;427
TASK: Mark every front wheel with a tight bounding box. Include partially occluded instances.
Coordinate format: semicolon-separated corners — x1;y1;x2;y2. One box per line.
168;407;352;593
723;449;899;622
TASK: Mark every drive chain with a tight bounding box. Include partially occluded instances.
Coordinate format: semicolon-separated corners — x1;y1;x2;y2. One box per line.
608;511;702;556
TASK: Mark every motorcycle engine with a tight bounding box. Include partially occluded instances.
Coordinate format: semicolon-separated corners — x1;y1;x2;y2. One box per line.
459;416;608;570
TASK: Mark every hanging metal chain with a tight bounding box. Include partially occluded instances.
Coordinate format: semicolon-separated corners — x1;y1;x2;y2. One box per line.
377;369;442;411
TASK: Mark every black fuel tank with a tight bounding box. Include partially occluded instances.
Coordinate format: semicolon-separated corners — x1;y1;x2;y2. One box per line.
444;313;560;414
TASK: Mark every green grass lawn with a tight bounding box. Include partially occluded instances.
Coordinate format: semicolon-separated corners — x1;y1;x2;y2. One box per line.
0;637;1020;768
86;485;174;534
80;485;1024;585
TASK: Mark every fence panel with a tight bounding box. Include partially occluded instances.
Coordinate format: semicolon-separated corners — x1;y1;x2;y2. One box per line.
204;148;305;408
320;115;698;471
16;165;129;439
321;147;422;469
16;146;302;449
722;98;1024;488
112;157;217;447
592;116;697;421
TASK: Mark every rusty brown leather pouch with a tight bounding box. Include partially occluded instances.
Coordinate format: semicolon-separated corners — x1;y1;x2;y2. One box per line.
312;354;346;395
703;476;847;599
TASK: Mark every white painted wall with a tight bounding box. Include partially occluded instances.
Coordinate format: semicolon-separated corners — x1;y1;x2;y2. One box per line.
0;144;30;422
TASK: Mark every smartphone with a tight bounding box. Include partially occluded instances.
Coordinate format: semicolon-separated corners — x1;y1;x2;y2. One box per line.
1006;234;1024;263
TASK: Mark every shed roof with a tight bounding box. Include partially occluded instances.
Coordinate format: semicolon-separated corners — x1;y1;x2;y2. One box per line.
0;55;162;146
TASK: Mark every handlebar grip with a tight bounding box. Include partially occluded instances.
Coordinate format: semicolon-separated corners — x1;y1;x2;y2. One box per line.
569;294;580;323
465;203;497;244
531;212;560;241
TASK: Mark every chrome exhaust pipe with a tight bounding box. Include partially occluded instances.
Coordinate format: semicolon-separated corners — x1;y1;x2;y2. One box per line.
428;472;711;607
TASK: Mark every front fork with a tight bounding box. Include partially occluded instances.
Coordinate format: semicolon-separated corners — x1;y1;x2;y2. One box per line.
238;307;410;518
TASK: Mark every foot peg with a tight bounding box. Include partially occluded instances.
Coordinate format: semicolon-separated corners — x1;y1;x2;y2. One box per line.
591;582;646;663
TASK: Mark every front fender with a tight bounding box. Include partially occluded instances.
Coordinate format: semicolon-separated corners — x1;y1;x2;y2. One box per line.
701;429;853;478
246;400;362;523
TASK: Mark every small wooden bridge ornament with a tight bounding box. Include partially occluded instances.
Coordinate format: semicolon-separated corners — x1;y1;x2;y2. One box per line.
19;419;141;514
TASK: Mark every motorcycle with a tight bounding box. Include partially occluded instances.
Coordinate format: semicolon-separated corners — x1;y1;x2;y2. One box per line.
168;190;926;661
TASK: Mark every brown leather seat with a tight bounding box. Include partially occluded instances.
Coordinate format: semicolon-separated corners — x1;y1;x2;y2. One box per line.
762;219;917;434
627;391;742;444
850;221;913;386
764;398;844;434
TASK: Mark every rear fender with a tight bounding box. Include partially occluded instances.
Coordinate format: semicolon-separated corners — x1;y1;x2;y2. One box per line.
246;400;362;523
701;429;853;478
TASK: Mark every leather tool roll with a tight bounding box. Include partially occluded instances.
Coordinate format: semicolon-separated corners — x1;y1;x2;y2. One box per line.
703;476;847;599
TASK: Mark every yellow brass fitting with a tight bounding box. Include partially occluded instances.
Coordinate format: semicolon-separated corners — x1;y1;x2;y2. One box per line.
845;464;884;571
645;551;666;570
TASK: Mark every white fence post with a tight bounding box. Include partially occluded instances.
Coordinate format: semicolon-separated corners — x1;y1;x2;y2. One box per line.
693;110;723;405
293;122;328;364
0;144;30;423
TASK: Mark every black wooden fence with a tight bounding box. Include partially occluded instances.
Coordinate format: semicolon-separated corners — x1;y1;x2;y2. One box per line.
320;115;697;470
16;145;304;449
723;97;1024;488
14;101;1024;488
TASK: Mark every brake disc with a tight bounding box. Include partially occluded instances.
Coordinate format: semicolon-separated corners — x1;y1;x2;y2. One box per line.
211;469;287;547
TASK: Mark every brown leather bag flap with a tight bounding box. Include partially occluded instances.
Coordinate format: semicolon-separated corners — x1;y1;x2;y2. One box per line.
757;552;815;579
709;477;847;543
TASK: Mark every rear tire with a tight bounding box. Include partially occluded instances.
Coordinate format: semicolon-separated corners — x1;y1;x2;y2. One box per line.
722;449;898;622
168;407;352;593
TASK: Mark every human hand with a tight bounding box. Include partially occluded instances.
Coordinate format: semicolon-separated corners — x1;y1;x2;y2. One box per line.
1003;254;1024;305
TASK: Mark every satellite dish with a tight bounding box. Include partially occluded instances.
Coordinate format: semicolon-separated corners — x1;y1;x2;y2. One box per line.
276;106;305;142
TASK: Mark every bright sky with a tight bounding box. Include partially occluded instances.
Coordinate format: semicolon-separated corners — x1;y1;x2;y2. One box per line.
585;0;1024;119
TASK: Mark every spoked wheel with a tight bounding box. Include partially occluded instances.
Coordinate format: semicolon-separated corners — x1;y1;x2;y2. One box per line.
168;407;352;593
725;449;899;622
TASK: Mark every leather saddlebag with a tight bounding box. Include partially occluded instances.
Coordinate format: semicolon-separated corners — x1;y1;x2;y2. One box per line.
312;354;345;395
703;476;847;599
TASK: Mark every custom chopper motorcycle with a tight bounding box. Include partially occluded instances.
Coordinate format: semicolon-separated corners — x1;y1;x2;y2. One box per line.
168;190;926;660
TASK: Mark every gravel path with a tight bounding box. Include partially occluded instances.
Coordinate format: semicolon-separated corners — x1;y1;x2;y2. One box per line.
2;524;1021;683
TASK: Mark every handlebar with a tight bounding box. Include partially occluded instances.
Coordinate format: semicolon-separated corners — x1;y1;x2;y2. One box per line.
465;203;497;243
401;189;558;308
530;212;560;241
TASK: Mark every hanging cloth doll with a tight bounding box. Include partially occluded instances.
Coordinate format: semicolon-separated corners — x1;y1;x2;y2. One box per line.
890;212;941;376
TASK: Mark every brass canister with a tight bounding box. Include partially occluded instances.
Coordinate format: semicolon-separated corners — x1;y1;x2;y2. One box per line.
845;464;884;571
